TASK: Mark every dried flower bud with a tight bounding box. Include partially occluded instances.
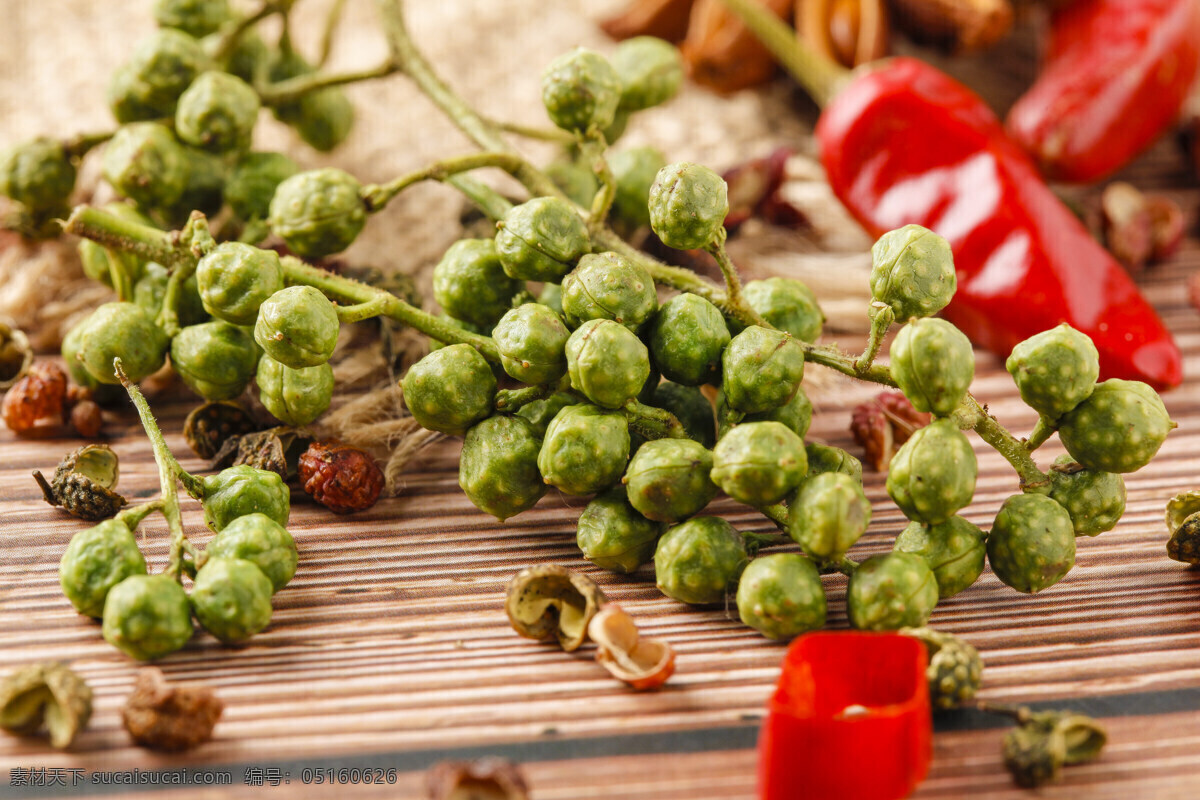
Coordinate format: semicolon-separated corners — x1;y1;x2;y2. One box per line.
2;361;67;435
505;565;606;652
426;758;530;800
0;322;33;390
184;401;260;461
122;668;223;752
1002;707;1106;788
0;662;93;749
588;604;676;690
299;440;385;514
900;627;983;709
34;444;127;521
850;390;930;471
1166;490;1200;564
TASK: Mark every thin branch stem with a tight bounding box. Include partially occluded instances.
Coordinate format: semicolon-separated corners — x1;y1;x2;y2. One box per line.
494;376;571;412
486;118;575;144
622;399;688;440
446;175;515;221
706;230;766;327
210;0;288;63
582;136;616;235
856;304;894;371
360;152;527;212
259;61;400;106
316;0;349;67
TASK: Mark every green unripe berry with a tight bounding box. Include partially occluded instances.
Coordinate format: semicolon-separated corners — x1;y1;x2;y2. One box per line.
651;382;716;448
870;224;956;320
737;553;826;640
516;392;578;438
196;242;285;326
576;487;661;573
59;520;148;619
541;48;622;134
1058;379;1174;473
648;162;729;251
608;146;667;229
207;513;297;593
611;37;683;112
623;438;717;522
170;320;259;400
721;326;805;414
561;251;658;332
847;552;939;631
890;318;974;416
986;494;1076;594
433;239;523;329
712;421;807;507
743;278;824;344
886;418;977;525
495;197;590;283
268;51;355;152
190;557;274;643
543;160;598;208
225;151;299;221
134;262;208;327
654;517;747;605
256;356;334;427
1047;456;1126;536
102;123;189;210
537;404;630;495
0;137;76;215
894;516;987;599
254;286;340;369
101;574;194;660
493;303;570;385
402;345;497;436
804;443;863;483
170;145;228;222
787;471;871;559
75;302;169;385
1005;324;1100;421
108;29;207;123
459;415;546;522
200;464;290;533
176;70;260;153
648;293;730;386
745;386;812;439
268;168;366;259
566;319;651;409
61;319;100;392
154;0;233;37
538;282;565;316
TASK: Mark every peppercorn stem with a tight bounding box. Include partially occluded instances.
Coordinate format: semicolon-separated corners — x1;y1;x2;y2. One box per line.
316;0;349;68
114;500;164;530
954;396;1050;491
209;0;290;63
706;231;767;328
494;375;571;413
856;303;894;371
1025;416;1056;452
446;175;514;221
62;206;193;269
744;530;790;555
63;130;115;160
817;556;858;576
335;297;391;324
759;503;789;530
581;136;617;234
360;152;528;212
485;118;575;144
259;60;401;105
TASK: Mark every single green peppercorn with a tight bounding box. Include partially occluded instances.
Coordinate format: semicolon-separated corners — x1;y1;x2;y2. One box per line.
168;145;228;223
886;418;977;525
101;574;194;660
1047;455;1126;536
804;443;864;483
712;421;807;507
210;29;270;84
890;318;974;416
256;356;334;427
788;471;871;559
153;0;233;37
721;326;806;414
743;278;825;344
623;438;717;522
648;162;729;251
170;320;259;400
1005;324;1100;421
745;386;812;439
268;50;356;152
254;286;340;369
541;48;623;134
576;486;661;573
493;303;571;385
495;197;590;283
847;552;939;631
608;146;667;230
196;242;285;326
543;160;598;208
61;319;100;391
268;168;367;259
654;516;747;605
225;152;299;222
433;239;523;329
986;494;1076;594
459;415;546;521
0;137;76;216
737;553;826;640
611;37;683;112
175;71;260;153
75;302;169;385
516;392;578;438
869;224;956;321
902;627;984;710
134;262;209;327
538;282;565;316
601;108;631;147
190;557;274;643
108;29;207;123
207;512;297;593
651;382;716;448
537;404;630;495
894;516;987;598
59;520;148;618
200;464;290;532
402;345;497;436
1058;379;1175;474
102;123;190;211
561;251;658;332
566;319;651;409
648;293;730;386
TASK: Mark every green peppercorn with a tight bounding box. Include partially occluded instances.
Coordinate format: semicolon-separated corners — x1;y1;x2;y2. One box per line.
459;415;546;521
256;355;334;427
108;29;207;123
746;386;812;439
561;251;658;332
538;282;565;316
651;382;716;448
253;286;340;369
154;0;233;37
169;145;228;223
0;137;76;216
207;512;297;593
101;574;194;660
721;326;806;414
543;160;598;208
890;318;974;416
196;242;285;326
171;320;259;400
402;345;497;436
894;516;986;599
623;438;717;522
175;71;260;153
433;239;523;329
886;418;977;525
200;464;290;533
1047;456;1126;536
648;293;730;386
1058;379;1175;474
986;494;1076;594
102;123;189;211
611;37;683;112
869;224;956;321
566;319;651;409
1005;324;1100;421
654;516;747;605
134;262;209;327
268;50;355;152
75;302;169;385
59;520;148;618
225;151;299;221
712;421;807;506
209;29;270;89
804;443;864;483
516;392;577;438
541;48;623;134
847;552;939;631
737;553;826;640
903;627;984;710
537;404;630;495
190;557;274;643
743;278;824;344
576;486;661;573
268;168;366;259
493;303;570;385
787;471;871;559
61;319;101;391
608;146;667;229
495;197;590;283
648;162;729;251
601;108;631;147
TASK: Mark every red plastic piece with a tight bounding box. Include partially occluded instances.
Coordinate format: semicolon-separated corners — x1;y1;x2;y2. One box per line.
758;632;932;800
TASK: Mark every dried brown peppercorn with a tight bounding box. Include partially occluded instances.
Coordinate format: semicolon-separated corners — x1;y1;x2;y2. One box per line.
2;361;67;435
298;440;385;514
34;444;127;521
850;390;930;471
69;400;104;439
0;661;93;749
121;668;223;752
184;401;261;460
426;758;530;800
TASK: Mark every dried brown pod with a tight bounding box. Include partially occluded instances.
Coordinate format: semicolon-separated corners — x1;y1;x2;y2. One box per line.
796;0;888;69
34;443;127;521
122;668;223;752
888;0;1013;54
681;0;793;93
1100;182;1186;272
0;322;33;390
69;400;104;439
0;662;93;749
426;758;530;800
298;440;385;514
588;604;676;690
1;361;67;435
723;147;809;234
184;401;260;460
505;565;606;652
850;390;930;471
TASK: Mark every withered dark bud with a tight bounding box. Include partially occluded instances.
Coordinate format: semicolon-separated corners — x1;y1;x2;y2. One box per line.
122;668;223;753
184;401;260;460
213;426;313;479
505;565;606;652
426;758;530;800
34;444;126;521
901;627;983;710
0;661;93;749
0;322;33;389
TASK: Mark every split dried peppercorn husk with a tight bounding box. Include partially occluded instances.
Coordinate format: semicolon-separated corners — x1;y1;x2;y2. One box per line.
1000;707;1107;788
0;322;33;390
0;662;93;749
122;668;223;752
184;401;260;460
34;444;127;521
426;758;530;800
587;604;675;689
299;440;386;514
505;565;606;652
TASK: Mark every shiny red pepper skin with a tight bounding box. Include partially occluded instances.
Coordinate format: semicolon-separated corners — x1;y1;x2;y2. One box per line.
1006;0;1200;183
816;57;1183;390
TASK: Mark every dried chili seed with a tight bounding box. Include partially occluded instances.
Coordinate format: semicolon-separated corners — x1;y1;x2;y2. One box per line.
298;440;385;514
1;361;67;435
121;668;223;752
426;758;530;800
183;401;259;460
70;401;103;438
850;390;930;471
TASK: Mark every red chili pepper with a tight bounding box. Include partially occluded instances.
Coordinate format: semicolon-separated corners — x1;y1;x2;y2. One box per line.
1006;0;1200;183
720;0;1183;390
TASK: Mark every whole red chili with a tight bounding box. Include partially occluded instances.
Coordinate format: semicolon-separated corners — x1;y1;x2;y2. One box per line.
720;0;1183;390
298;441;385;514
1005;0;1200;183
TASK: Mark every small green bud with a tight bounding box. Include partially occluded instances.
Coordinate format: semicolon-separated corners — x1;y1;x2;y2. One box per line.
175;71;260;153
654;516;747;605
459;415;546;521
721;326;805;414
743;278;824;344
566;319;651;409
869;224;956;320
648;293;730;386
537;404;630;495
0;137;76;216
611;37;683;112
986;494;1076;594
200;464;290;532
493;303;571;385
608;146;667;229
1058;378;1174;473
1005;324;1100;420
648;162;729;251
894;516;986;598
154;0;233;37
402;345;497;436
207;513;297;593
190;557;274;643
788;471;871;558
1047;456;1126;536
268;168;366;259
495;197;590;283
847;552;939;631
712;421;807;507
804;443;863;483
101;574;194;660
561;251;658;332
576;487;661;573
196;242;285;326
108;29;207;123
433;239;523;329
75;302;169;385
102;123;190;210
737;553;826;640
225;151;299;221
256;356;334;427
254;286;340;369
890;318;974;416
623;438;717;522
170;320;259;400
60;520;148;619
541;48;622;134
886;418;977;524
651;382;716;448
